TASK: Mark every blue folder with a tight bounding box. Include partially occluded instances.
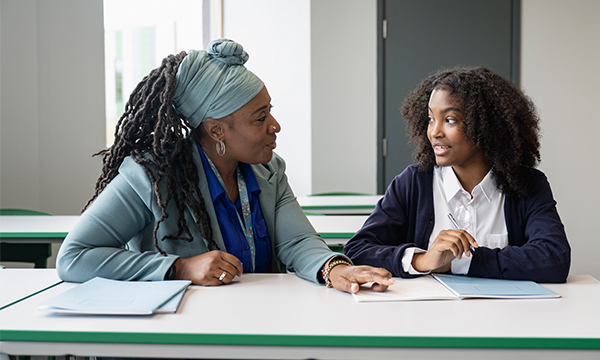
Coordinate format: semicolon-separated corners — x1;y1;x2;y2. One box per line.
433;274;560;299
40;277;191;315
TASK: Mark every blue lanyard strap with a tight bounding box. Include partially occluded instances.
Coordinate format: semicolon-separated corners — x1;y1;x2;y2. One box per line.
203;149;256;272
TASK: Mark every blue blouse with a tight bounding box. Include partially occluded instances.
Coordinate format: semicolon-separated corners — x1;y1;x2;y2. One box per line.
198;147;272;273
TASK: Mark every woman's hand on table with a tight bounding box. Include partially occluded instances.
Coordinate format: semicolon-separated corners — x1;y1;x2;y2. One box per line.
174;250;243;285
329;265;394;294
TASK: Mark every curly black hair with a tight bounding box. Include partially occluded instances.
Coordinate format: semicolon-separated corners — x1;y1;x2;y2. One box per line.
400;66;541;198
84;51;220;255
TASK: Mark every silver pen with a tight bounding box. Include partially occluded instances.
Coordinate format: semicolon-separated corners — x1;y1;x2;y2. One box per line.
447;212;475;255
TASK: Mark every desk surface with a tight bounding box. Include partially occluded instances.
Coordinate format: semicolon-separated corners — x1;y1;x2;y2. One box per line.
0;269;61;309
1;271;599;359
0;215;79;242
306;215;367;243
297;195;382;214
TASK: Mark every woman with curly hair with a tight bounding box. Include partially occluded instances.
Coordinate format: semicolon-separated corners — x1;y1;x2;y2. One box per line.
344;66;570;283
56;39;393;294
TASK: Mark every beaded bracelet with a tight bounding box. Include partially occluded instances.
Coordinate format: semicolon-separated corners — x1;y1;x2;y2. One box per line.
321;256;343;284
322;258;352;288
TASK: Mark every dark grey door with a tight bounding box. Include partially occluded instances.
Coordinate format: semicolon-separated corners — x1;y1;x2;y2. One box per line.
378;0;520;192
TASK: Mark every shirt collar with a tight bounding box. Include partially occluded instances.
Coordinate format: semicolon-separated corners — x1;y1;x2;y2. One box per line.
440;166;498;204
198;145;261;203
476;170;499;202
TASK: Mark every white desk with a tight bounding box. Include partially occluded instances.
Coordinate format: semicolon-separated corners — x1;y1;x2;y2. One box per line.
0;215;363;247
1;271;599;359
0;269;61;309
0;215;79;244
297;195;382;215
306;215;367;246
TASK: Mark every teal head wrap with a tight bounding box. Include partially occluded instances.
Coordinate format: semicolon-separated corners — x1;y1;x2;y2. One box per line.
173;39;264;128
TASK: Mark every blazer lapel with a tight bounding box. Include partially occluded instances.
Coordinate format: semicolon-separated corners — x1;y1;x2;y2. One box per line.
186;146;226;251
252;162;279;272
253;163;276;239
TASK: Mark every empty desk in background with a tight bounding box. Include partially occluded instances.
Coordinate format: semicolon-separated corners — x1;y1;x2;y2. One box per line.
297;195;382;215
0;270;599;359
0;215;364;253
0;215;79;244
0;215;80;268
306;215;367;252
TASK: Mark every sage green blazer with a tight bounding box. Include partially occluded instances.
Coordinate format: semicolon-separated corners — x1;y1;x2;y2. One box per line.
57;150;339;284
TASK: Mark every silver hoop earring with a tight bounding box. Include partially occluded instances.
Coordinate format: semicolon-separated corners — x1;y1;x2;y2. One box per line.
216;140;226;156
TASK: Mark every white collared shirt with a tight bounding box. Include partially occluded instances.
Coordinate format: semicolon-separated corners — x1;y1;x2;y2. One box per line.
402;166;508;275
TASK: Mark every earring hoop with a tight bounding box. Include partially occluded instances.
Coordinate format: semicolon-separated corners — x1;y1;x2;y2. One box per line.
216;140;226;156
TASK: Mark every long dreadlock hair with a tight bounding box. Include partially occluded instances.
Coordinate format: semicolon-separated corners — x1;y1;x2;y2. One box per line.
83;51;220;255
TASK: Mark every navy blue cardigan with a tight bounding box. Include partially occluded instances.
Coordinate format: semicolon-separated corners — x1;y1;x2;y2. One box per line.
344;165;571;283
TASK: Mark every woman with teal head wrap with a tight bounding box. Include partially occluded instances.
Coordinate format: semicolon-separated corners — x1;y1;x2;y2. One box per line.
172;40;264;128
57;39;393;294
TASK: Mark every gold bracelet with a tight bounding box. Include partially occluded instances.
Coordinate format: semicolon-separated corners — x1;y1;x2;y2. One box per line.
323;259;352;288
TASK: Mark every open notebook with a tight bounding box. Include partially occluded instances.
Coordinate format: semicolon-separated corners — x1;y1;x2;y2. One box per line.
352;274;560;302
40;277;191;315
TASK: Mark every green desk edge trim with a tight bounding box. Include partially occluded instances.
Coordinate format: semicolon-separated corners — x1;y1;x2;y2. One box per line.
0;331;598;349
0;281;63;311
0;232;68;239
301;205;375;210
318;232;354;239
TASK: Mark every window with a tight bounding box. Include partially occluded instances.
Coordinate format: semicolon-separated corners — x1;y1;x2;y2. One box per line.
103;0;222;146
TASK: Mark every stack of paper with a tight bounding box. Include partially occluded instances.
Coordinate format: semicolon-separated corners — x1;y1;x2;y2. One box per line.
353;274;560;302
40;277;191;315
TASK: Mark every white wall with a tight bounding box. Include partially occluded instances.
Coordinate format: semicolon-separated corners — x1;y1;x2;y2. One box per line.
222;0;313;196
311;0;377;195
0;0;41;211
222;0;378;196
521;0;600;279
0;0;105;215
